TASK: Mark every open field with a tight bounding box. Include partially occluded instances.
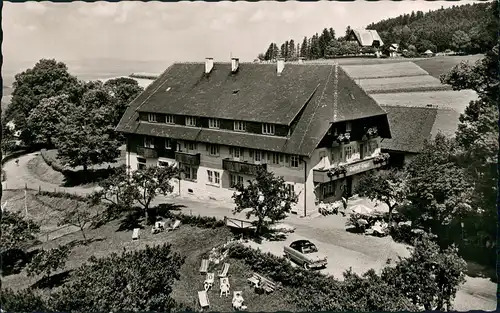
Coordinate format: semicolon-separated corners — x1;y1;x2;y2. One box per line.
359;74;448;93
414;54;485;79
342;61;429;79
372;90;479;113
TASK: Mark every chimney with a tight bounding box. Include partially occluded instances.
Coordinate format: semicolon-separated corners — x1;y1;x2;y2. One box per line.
231;57;239;73
205;57;214;74
277;58;285;76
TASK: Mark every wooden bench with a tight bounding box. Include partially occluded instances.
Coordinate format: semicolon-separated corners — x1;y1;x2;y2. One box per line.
247;273;277;293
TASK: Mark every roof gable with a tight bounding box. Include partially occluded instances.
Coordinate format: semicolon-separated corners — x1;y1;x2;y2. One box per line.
351;29;384;47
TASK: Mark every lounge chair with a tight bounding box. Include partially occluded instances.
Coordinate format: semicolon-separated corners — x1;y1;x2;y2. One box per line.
199;259;209;274
218;263;230;278
132;228;140;240
198;290;209;310
220;277;230;297
204;272;214;291
168;220;181;231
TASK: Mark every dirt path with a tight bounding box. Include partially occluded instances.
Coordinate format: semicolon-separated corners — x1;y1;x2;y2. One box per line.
2;153;496;311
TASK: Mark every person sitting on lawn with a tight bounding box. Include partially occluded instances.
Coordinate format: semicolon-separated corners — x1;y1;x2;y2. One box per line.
232;292;247;310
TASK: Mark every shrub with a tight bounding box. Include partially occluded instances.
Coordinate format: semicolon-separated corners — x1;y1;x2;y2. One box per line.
37;190;88;202
0;288;49;312
164;211;225;229
40;148;65;172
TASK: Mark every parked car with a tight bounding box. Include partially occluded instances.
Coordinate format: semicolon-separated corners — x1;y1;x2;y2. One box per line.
283;239;328;270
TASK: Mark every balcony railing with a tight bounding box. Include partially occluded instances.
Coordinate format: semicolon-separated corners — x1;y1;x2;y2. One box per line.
136;146;158;159
222;159;267;175
313;155;389;183
175;151;201;166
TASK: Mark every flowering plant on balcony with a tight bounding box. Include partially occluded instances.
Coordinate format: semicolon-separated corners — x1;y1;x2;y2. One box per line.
373;153;390;164
327;165;347;178
366;127;378;138
336;132;351;144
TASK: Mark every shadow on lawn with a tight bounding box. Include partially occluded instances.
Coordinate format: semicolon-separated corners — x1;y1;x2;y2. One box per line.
1;248;41;277
31;270;73;289
61;167;115;187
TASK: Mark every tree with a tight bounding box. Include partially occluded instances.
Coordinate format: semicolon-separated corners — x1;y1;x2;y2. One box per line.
26;94;71;146
355;169;409;223
232;167;298;236
5;59;78;145
103;77;144;127
54;101;121;180
382;235;467;311
26;244;72;281
345;25;352;40
55;200;101;243
288;39;296;60
404;134;474;235
130;165;180;222
300;37;308;58
1;211;40;255
451;30;471;52
50;244;186;312
89;165;137;210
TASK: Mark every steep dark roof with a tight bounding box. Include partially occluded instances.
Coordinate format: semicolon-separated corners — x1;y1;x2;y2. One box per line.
116;63;388;157
381;105;459;153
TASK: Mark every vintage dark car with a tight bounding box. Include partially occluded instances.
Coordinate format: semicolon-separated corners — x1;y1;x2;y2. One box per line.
283;239;328;270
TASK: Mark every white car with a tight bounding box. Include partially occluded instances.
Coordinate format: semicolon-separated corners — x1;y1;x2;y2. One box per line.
283;239;328;270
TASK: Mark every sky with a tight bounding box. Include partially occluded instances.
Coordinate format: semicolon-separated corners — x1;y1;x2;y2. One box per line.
1;0;486;74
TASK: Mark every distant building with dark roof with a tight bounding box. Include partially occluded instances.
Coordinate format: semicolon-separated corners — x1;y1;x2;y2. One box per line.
346;29;384;48
381;105;460;167
116;58;392;216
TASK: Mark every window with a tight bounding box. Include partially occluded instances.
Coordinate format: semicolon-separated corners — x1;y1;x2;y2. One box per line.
230;147;241;159
262;123;275;135
207;144;220;156
184;141;197;152
144;136;155;148
254;150;261;162
186;116;197;126
344;145;354;160
148;113;157;122
231;174;243;186
290;155;300;168
286;184;295;197
322;181;336;198
207;170;220;186
137;157;146;170
345;122;352;132
234;121;246;132
183;165;198;180
165;138;172;149
271;153;280;165
209;119;220;129
166;115;175;124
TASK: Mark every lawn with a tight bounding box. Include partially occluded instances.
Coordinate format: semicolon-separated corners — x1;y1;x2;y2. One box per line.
342;61;429;79
372;90;479;113
414;54;485;79
2;199;297;312
358;74;448;93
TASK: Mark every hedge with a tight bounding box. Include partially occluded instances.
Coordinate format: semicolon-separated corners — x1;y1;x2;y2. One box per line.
37;190;88;202
40;149;66;173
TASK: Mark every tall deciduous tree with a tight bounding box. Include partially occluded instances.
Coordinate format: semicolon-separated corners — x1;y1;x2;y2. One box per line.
130;165;180;222
451;30;472;52
1;211;40;255
232;167;298;236
50;244;186;312
103;77;144;127
355;169;409;223
27;94;71;146
89;165;137;211
5;59;78;144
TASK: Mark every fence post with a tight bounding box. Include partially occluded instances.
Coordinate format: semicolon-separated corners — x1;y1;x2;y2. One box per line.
39;185;41;193
25;183;27;190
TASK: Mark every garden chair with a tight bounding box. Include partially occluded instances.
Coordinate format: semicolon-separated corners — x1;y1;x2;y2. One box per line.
198;290;210;310
168;220;181;231
220;277;230;297
199;259;209;274
218;262;230;277
132;228;140;240
204;273;214;291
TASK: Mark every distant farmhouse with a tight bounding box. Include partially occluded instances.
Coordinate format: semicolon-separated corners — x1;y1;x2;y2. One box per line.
116;58;393;217
346;29;384;49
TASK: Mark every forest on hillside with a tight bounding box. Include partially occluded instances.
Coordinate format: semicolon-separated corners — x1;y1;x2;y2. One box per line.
257;1;495;61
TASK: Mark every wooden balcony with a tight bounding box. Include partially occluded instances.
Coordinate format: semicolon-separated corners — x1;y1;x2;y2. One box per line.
222;159;267;175
313;155;389;183
136;146;158;159
175;151;201;166
158;149;176;159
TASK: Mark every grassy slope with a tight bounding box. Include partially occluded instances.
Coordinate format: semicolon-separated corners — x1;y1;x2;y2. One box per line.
413;54;484;79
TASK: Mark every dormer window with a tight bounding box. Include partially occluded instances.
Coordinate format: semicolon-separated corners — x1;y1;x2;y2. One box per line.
345;122;352;132
262;123;275;135
148;113;157;123
165;115;175;124
185;116;197;126
209;118;220;129
234;121;246;132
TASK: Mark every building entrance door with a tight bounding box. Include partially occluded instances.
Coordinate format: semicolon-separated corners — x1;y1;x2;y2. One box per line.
345;176;353;197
